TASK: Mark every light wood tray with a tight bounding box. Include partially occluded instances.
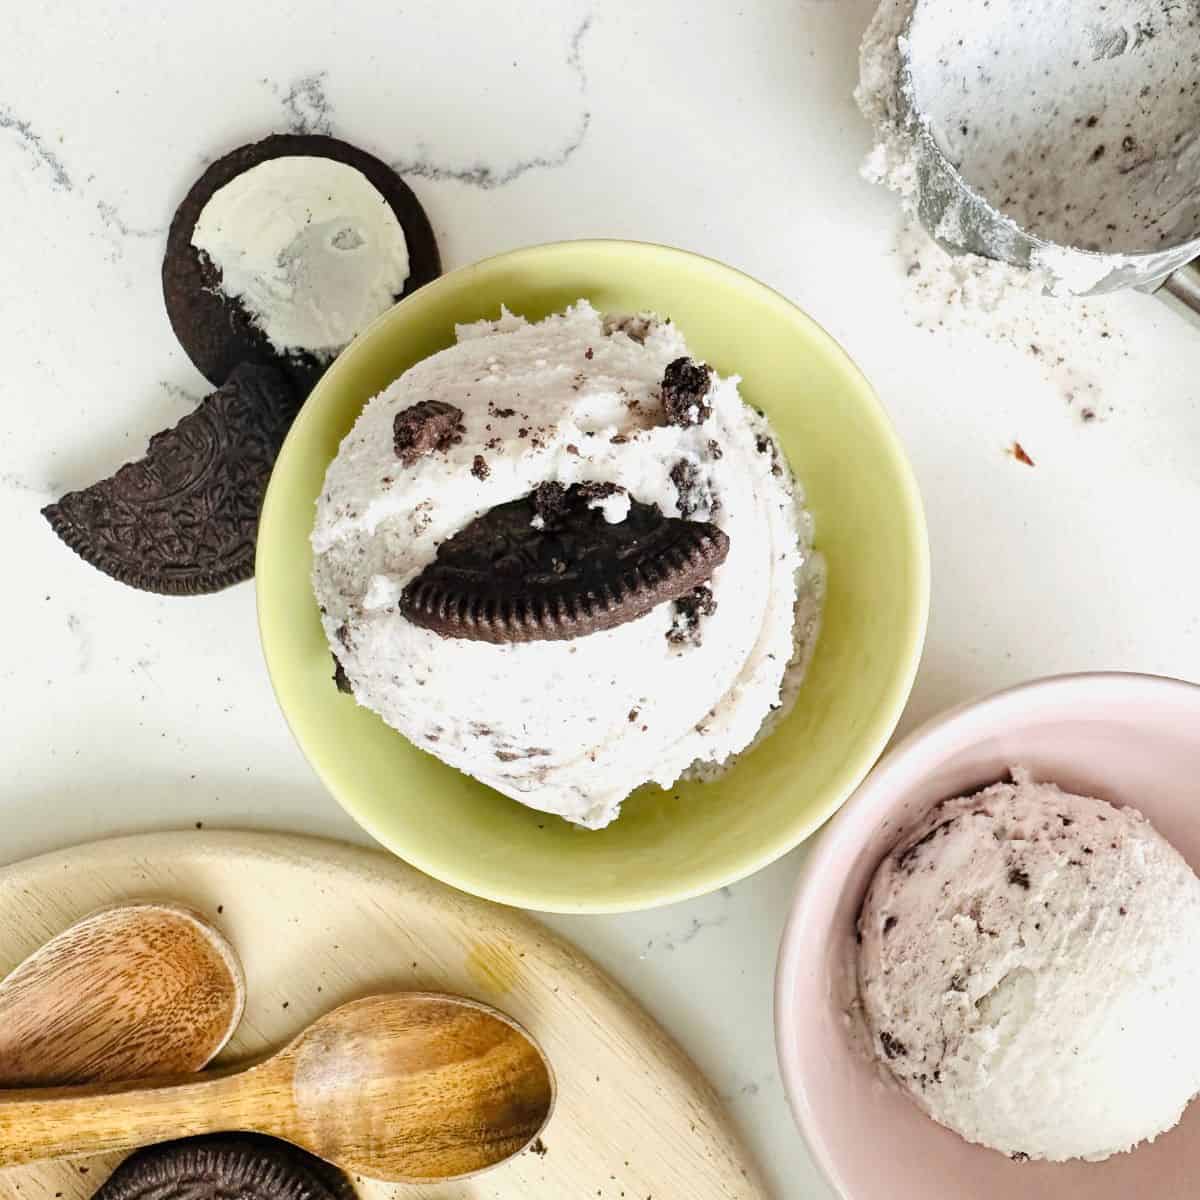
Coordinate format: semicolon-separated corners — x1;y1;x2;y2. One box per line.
0;831;766;1199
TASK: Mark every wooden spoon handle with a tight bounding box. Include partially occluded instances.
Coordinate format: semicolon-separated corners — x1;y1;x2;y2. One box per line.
0;1066;283;1167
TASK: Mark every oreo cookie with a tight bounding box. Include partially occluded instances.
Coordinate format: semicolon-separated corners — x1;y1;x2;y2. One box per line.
42;364;298;594
661;357;713;427
393;400;464;465
401;483;729;643
93;1136;356;1200
163;133;440;391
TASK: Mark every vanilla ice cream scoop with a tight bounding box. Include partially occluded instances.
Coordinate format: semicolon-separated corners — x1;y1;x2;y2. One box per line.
311;302;818;828
857;768;1200;1162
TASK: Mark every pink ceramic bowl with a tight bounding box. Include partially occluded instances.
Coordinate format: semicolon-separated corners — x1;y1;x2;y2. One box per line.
775;672;1200;1199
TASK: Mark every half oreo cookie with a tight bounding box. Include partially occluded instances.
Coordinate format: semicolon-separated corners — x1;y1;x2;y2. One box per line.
163;133;440;392
401;482;730;643
42;363;299;594
93;1136;356;1200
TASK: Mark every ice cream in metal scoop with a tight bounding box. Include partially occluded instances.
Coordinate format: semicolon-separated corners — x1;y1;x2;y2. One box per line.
890;0;1200;319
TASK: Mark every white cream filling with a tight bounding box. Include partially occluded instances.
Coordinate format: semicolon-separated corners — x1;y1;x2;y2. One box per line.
192;156;410;361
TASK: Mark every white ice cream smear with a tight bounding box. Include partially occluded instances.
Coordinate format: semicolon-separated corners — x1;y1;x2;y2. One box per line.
907;0;1200;256
312;302;819;829
857;768;1200;1162
192;156;410;361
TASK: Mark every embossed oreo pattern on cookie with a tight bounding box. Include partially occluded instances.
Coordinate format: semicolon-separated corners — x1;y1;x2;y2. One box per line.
401;483;730;644
42;364;299;595
94;1136;356;1200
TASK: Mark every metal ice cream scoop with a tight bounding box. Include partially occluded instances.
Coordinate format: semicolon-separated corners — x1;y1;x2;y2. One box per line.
896;0;1200;324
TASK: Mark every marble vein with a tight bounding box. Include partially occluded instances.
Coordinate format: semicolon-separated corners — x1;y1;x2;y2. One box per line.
158;380;203;408
389;13;593;188
66;613;92;674
266;72;335;136
0;470;55;497
97;200;165;240
0;103;72;189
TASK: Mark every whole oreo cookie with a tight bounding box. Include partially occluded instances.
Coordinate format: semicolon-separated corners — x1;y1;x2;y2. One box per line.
93;1136;356;1200
163;133;440;392
401;482;730;643
42;364;298;594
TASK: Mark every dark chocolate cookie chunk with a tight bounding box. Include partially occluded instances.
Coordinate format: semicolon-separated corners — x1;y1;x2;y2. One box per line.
42;364;299;595
93;1136;356;1200
661;357;713;427
332;654;353;694
393;400;463;465
401;484;729;643
666;584;717;647
163;133;441;391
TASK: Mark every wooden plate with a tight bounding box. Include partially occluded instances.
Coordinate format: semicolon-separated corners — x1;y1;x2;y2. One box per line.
0;831;765;1199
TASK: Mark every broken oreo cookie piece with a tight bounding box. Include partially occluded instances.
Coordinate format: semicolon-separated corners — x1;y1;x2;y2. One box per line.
401;484;729;643
42;364;299;595
94;1136;356;1200
163;133;441;392
661;357;713;427
393;400;464;465
667;584;717;647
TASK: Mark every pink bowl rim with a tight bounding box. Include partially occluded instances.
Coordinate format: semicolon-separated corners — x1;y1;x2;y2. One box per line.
773;670;1200;1198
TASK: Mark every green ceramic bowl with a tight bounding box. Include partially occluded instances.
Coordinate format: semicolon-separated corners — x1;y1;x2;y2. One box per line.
257;240;929;913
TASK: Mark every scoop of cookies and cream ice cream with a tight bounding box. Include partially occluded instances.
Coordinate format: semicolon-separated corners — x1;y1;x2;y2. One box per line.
857;768;1200;1162
311;301;814;828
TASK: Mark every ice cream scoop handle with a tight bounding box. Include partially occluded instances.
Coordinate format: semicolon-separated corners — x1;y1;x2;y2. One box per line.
1158;261;1200;328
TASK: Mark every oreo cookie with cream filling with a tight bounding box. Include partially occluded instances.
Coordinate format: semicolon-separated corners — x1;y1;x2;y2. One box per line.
163;133;440;392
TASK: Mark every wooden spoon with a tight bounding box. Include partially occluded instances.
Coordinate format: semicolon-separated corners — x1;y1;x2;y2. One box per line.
0;902;244;1086
0;993;555;1182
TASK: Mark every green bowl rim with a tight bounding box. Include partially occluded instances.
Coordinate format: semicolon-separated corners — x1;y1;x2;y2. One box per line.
256;238;931;912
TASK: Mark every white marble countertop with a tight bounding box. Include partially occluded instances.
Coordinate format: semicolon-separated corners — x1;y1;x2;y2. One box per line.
3;2;1200;1197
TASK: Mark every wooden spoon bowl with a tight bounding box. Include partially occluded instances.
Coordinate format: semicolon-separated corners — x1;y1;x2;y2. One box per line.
0;902;244;1086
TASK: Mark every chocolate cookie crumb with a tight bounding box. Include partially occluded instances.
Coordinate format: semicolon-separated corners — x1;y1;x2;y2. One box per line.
576;481;625;503
670;458;719;518
1008;867;1031;889
393;400;463;465
879;1032;907;1060
584;347;593;360
1011;1152;1030;1163
471;454;490;480
667;584;717;647
883;915;898;935
332;656;352;694
603;313;656;343
755;435;784;476
661;357;713;427
532;481;571;528
707;438;723;460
